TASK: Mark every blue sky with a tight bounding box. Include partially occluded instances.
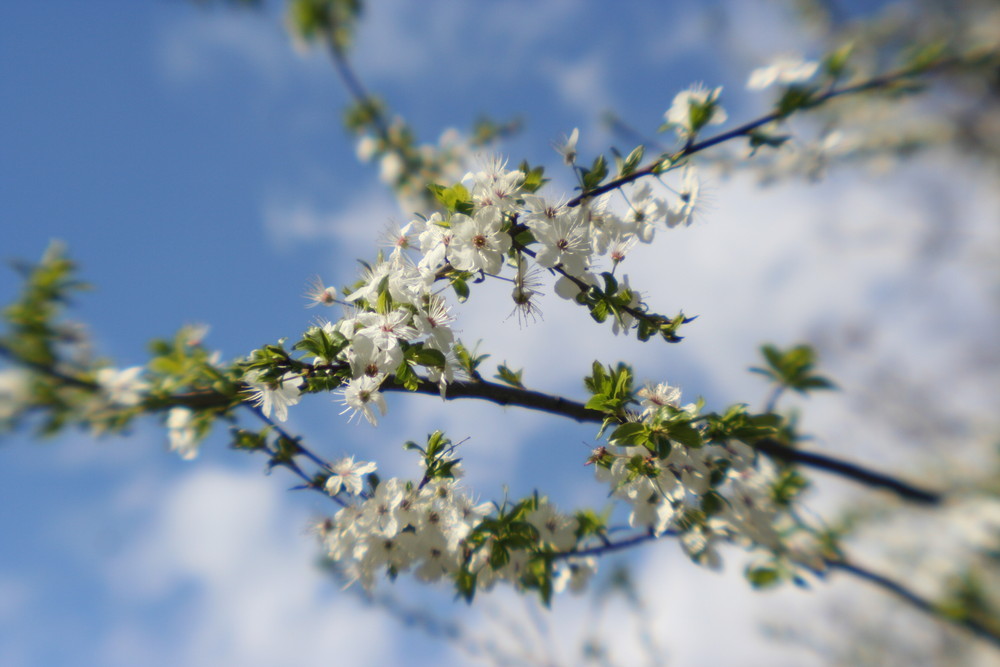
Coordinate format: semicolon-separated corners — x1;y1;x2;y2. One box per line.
2;1;998;665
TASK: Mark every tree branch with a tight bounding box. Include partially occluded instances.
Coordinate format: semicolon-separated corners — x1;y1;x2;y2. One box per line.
327;43;393;142
550;529;1000;650
382;378;942;504
831;559;1000;650
244;403;349;508
566;54;973;208
2;336;943;506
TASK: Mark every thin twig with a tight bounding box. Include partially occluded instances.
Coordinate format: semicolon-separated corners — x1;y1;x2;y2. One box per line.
566;55;969;207
831;559;1000;649
549;529;1000;650
0;340;98;391
244;403;348;508
327;43;392;142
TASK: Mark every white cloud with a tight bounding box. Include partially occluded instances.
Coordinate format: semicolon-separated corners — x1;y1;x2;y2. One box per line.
354;0;580;87
262;186;400;259
105;467;397;667
541;53;616;126
157;11;309;88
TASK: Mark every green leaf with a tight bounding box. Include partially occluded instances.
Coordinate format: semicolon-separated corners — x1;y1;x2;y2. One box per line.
231;428;267;451
573;509;608;539
584;361;608;394
518;161;547;193
752;343;836;395
823;42;854;79
797;376;836;391
608;421;647;447
454;568;477;604
581;154;608;191
489;542;510;569
393;358;420;391
747;566;782;589
776;85;820;118
771;469;810;506
600;272;618;296
429;183;472;213
453;341;489;377
701;490;725;516
451;275;470;302
412;346;446;369
906;40;948;72
584;395;616;413
592;301;610;323
620;145;644;177
494;363;524;388
667;420;704;449
747;130;791;156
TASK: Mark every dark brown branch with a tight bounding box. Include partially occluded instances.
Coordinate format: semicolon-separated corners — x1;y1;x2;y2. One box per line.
386;378;943;504
0;340;98;391
754;438;940;504
550;529;1000;650
402;377;605;423
831;559;1000;650
552;530;667;559
566;55;971;208
7;335;941;506
244;403;348;508
327;43;393;142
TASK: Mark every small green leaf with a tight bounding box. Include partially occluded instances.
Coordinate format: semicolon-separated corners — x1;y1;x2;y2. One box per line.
608;421;647;447
519;161;547;193
494;363;524;388
451;275;470;302
823;42;854;79
776;85;819;118
393;359;420;391
747;566;782;589
620;145;644;177
429;183;472;213
412;347;447;369
581;154;608;191
667;420;704;449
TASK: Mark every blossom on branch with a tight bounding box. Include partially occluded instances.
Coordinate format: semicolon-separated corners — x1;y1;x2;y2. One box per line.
339;375;388;425
747;55;819;90
325;456;377;496
665;83;727;139
166;407;198;460
243;370;303;423
95;365;148;407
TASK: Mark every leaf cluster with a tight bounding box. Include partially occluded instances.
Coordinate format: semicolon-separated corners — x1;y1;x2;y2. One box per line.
751;344;836;395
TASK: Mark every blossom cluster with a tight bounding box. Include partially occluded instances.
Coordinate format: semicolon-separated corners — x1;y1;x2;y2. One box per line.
316;455;597;595
592;380;825;576
245;135;708;430
5;78;824;598
356;125;475;216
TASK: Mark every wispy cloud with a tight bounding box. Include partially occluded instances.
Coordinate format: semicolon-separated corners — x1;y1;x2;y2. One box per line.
156;10;323;89
262;186;400;259
104;467;397;667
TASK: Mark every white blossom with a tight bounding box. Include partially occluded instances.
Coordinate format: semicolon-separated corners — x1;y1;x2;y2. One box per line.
339;375;388;425
166;407;198;460
95;366;148;407
243;370;303;422
747;55;819;90
666;166;701;228
666;83;727;139
0;369;30;421
325;456;377;496
449;208;511;275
